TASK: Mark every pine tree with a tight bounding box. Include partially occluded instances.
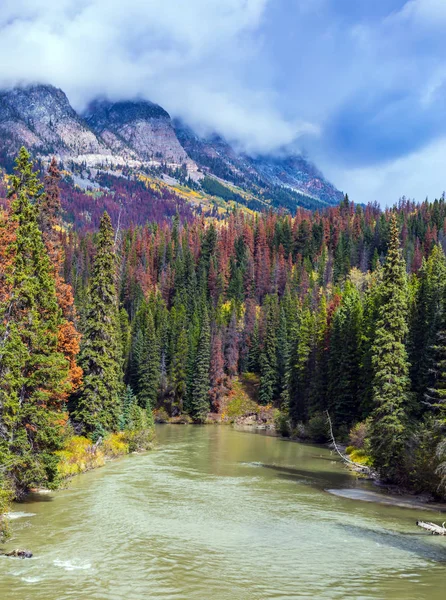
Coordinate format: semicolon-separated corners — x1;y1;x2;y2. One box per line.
369;214;412;482
209;329;225;412
288;305;313;424
409;246;446;407
0;148;69;494
72;212;122;434
137;307;159;419
190;309;211;422
328;282;362;428
276;305;290;407
259;295;278;405
121;385;137;430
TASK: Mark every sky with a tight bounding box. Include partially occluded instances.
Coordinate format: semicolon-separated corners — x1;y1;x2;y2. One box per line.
0;0;445;205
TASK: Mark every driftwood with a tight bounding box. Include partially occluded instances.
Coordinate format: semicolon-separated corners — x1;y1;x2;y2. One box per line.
326;411;375;477
416;521;446;535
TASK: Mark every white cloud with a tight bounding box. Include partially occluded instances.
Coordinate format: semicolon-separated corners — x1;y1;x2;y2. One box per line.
322;136;446;206
392;0;446;26
0;0;313;154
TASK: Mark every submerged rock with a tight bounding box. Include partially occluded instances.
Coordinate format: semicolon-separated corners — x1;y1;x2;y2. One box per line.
4;549;33;559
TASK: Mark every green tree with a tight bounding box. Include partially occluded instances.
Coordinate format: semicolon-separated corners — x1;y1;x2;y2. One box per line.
369;214;412;482
328;282;362;428
409;246;446;407
137;306;159;421
288;305;313;424
259;295;278;405
0;147;69;494
72;212;122;434
190;309;211;422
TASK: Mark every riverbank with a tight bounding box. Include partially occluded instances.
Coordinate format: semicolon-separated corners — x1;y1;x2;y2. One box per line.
0;427;155;542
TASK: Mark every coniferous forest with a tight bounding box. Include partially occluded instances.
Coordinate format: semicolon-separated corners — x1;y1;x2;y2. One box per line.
2;148;446;539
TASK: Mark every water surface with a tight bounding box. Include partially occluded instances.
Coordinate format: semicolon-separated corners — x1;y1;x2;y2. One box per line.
1;425;446;599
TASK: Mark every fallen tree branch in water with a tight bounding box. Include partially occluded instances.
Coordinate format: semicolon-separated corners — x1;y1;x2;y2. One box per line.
416;521;446;535
325;411;375;477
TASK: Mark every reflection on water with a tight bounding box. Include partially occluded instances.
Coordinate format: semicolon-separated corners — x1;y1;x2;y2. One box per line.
1;425;446;600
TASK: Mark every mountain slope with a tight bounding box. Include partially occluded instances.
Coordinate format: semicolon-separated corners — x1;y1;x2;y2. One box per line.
174;120;343;206
0;84;343;215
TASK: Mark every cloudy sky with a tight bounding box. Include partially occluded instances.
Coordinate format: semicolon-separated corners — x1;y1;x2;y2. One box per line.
0;0;445;205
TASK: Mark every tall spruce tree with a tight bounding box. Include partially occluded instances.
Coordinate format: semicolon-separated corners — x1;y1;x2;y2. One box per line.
288;305;313;424
0;147;69;494
369;214;412;482
137;306;159;420
72;212;122;434
190;309;211;422
259;295;278;405
328;282;362;428
409;246;446;407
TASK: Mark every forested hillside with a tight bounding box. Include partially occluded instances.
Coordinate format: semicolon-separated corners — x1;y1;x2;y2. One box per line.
1;148;446;542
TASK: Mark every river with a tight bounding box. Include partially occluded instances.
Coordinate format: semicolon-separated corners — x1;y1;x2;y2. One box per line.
1;425;446;599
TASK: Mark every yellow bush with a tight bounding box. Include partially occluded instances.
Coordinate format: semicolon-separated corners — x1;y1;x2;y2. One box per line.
56;436;105;478
349;448;373;466
103;433;129;458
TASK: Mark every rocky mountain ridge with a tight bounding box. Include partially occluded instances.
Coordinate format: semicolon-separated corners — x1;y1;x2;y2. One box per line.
0;84;343;211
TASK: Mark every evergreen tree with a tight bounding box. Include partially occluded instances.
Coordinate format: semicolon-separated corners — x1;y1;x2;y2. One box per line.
209;329;226;412
288;305;312;424
137;307;159;419
190;309;211;422
409;246;446;407
259;295;278;405
0;148;69;494
72;212;122;434
328;282;362;428
369;214;412;482
276;305;290;407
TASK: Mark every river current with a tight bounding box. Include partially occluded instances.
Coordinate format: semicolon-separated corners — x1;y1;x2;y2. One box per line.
1;425;446;599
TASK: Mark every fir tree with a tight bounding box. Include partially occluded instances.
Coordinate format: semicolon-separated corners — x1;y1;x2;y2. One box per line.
409;246;446;407
72;212;122;434
190;309;211;422
288;305;313;424
369;214;412;483
259;295;278;405
328;282;362;428
137;307;160;419
0;148;69;494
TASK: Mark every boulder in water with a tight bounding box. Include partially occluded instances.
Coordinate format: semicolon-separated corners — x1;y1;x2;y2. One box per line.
5;549;33;559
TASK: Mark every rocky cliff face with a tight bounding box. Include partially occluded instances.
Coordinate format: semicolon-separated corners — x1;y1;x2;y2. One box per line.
84;100;196;170
0;85;109;160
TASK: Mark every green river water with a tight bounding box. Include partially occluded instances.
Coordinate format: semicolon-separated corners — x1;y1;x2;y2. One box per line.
1;425;446;599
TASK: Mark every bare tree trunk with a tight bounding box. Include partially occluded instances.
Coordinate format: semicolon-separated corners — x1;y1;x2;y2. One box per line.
416;521;446;535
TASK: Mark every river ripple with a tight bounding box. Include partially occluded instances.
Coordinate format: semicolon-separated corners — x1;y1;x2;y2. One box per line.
1;425;445;599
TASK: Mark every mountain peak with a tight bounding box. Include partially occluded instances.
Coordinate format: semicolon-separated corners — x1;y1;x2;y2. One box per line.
85;97;192;166
84;98;170;129
0;83;108;159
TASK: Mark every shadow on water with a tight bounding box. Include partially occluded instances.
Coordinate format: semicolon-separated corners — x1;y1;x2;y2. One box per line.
17;492;55;504
338;523;446;563
258;462;353;489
